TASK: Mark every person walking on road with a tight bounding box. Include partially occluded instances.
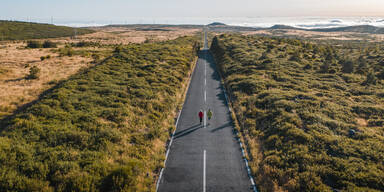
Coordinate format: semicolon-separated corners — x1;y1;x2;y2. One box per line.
207;109;213;120
198;110;204;124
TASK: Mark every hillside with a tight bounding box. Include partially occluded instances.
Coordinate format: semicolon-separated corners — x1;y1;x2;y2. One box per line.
210;34;384;191
0;36;200;191
311;25;384;34
0;21;94;40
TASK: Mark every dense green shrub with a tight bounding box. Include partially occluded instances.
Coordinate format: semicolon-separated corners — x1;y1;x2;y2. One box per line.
210;34;384;192
43;40;57;48
26;40;43;48
341;58;354;73
59;45;74;57
0;21;93;40
26;66;40;79
72;41;100;47
0;36;199;191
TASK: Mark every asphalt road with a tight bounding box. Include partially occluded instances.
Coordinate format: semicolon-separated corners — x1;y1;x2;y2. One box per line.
157;32;252;192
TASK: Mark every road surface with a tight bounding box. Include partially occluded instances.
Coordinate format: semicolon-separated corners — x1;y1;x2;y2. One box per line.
157;31;252;192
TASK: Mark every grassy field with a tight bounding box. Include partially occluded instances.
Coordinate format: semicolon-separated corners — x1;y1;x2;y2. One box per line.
210;34;384;191
0;21;93;40
0;36;200;191
0;25;200;122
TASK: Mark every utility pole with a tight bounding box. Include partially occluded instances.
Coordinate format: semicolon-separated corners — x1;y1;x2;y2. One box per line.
51;16;54;25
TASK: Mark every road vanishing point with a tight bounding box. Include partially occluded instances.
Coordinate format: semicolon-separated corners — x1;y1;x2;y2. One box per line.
157;30;254;192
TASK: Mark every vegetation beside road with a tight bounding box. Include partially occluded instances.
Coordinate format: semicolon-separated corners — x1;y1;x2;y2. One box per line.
0;36;200;191
211;34;384;191
0;20;93;40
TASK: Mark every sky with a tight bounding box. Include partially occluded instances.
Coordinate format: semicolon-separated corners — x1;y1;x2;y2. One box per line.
1;0;384;22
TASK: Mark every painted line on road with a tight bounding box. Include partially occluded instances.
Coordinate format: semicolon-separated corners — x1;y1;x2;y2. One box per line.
156;55;198;192
220;77;257;192
203;150;206;192
203;110;206;128
204;90;206;102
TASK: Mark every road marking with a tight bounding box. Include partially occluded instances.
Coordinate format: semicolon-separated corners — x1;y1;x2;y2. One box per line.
203;150;206;192
204;90;206;102
203;110;206;128
156;50;198;192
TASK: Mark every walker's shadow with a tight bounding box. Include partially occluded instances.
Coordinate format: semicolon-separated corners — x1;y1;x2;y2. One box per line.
210;122;232;133
174;124;202;139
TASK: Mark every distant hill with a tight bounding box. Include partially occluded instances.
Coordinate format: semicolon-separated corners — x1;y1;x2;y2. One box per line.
265;24;384;34
0;20;94;40
269;24;300;30
311;25;384;34
208;22;226;26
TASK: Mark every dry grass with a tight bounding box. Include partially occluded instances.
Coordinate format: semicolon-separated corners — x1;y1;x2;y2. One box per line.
0;42;92;118
356;117;368;127
50;26;200;45
0;26;200;120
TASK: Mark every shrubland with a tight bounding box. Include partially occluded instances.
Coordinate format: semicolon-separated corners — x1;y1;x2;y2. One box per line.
0;36;199;191
0;21;93;40
210;34;384;191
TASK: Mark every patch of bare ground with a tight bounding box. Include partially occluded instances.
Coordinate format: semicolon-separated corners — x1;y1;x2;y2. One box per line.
0;42;93;118
356;117;368;127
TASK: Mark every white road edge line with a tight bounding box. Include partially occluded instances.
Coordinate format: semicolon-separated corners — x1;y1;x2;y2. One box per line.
156;51;198;192
203;150;206;192
214;50;258;191
222;88;258;192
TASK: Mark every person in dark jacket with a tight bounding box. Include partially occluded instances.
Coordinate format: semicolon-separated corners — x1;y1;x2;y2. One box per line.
198;110;204;124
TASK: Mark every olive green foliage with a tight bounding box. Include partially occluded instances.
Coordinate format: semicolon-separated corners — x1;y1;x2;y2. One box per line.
40;55;51;61
0;20;93;40
43;40;57;48
27;40;57;49
26;40;43;48
26;66;41;79
58;45;74;57
211;34;384;192
0;36;198;191
71;41;101;48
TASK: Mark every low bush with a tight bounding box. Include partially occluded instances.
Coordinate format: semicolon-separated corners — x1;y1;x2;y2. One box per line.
26;66;40;79
210;34;384;192
0;35;199;191
43;40;57;48
0;20;94;40
26;40;42;48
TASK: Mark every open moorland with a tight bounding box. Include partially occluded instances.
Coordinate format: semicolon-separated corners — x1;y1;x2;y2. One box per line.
0;23;199;121
0;35;200;191
211;34;384;191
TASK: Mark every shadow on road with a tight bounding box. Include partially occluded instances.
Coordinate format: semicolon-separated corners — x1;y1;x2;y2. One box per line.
174;124;202;139
210;122;232;133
